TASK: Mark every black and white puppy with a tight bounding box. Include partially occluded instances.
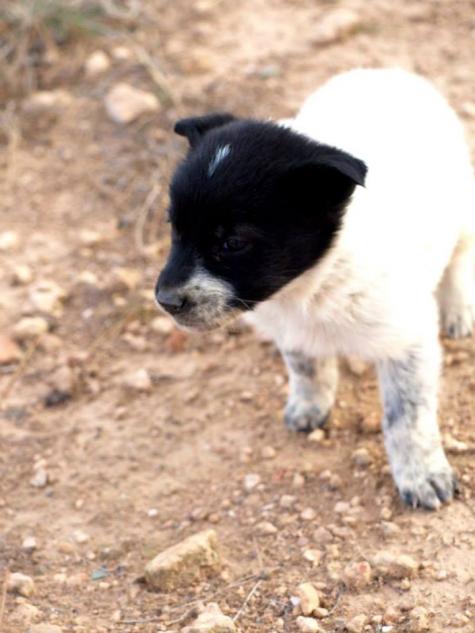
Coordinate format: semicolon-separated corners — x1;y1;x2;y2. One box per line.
156;68;475;510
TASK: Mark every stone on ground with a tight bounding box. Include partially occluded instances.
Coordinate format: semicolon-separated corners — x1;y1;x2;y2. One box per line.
181;602;236;633
105;83;159;124
145;529;220;591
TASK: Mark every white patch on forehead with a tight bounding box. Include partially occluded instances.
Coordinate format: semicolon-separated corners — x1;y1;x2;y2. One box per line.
208;144;231;177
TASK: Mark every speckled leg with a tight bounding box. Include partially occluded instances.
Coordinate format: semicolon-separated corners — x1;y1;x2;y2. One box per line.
378;340;458;510
283;351;338;432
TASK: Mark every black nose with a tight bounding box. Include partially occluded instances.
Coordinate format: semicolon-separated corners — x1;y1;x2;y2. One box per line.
156;286;187;315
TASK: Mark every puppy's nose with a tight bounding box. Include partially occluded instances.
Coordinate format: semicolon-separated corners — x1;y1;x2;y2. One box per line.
156;286;187;315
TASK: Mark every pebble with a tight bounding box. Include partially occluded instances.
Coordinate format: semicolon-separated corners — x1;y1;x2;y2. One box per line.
22;90;72;114
11;601;41;623
261;446;276;459
346;614;367;633
84;50;110;77
296;582;321;615
311;8;361;45
334;501;351;514
104;83;159;124
12;264;33;285
409;606;430;631
243;473;261;492
7;572;36;597
293;473;306;488
342;561;372;589
29;280;66;314
381;521;400;537
0;334;22;364
255;521;278;535
308;429;325;443
181;602;236;633
73;530;90;544
30;469;48;488
346;356;369;376
13;317;49;340
22;536;37;552
280;494;297;509
302;549;323;566
0;230;19;251
28;625;63;633
313;527;333;544
114;266;142;289
111;46;133;60
352;447;372;467
300;507;316;521
121;368;152;391
360;411;381;434
372;551;418;579
150;315;174;335
383;607;400;624
296;616;322;633
443;433;469;453
145;529;220;591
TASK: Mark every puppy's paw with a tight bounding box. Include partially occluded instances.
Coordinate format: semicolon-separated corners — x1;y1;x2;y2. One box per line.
441;304;473;339
284;399;330;432
393;454;458;510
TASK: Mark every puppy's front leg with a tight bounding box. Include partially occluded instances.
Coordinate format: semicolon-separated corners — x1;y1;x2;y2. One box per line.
283;352;338;432
378;341;458;509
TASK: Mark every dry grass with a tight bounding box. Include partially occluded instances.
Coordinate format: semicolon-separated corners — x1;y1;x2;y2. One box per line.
0;0;129;98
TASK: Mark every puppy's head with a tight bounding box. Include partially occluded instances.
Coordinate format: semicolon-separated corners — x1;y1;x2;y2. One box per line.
156;113;366;330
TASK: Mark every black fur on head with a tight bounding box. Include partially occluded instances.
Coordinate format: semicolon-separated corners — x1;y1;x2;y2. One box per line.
156;112;367;329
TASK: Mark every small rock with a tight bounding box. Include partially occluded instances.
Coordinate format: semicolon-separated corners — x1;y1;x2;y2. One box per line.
334;501;350;514
145;529;220;591
150;315;174;335
11;601;41;623
443;433;469;453
28;625;63;633
22;536;37;552
293;473;306;487
380;507;392;521
296;616;321;633
105;83;159;124
360;412;380;434
346;356;369;376
352;447;372;467
313;527;333;544
255;521;278;535
243;473;261;492
73;530;90;544
312;8;361;45
30;469;48;488
347;614;367;633
409;606;430;631
342;561;372;589
300;507;316;521
280;494;297;509
0;334;22;364
372;551;418;579
381;521;400;537
121;368;152;391
261;446;276;459
383;607;400;624
79;229;103;246
461;101;475;118
296;582;321;616
0;230;19;251
84;50;110;77
23;90;72;114
111;46;133;60
308;429;325;443
182;602;236;633
13;317;49;340
302;549;323;566
114;266;142;289
12;264;33;285
7;572;35;597
78;271;99;285
29;280;66;314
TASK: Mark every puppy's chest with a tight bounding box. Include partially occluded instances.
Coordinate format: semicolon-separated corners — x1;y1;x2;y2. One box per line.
253;279;393;358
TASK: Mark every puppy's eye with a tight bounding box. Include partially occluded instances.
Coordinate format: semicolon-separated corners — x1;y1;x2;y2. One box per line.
222;236;248;253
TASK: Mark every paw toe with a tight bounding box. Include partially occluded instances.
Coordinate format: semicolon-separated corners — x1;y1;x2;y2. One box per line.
400;470;458;510
284;402;330;433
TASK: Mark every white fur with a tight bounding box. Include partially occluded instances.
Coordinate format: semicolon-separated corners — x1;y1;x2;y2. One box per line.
247;68;475;507
249;68;475;359
208;144;232;177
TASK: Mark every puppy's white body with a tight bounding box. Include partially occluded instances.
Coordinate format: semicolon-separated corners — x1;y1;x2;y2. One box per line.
247;69;475;508
249;68;475;359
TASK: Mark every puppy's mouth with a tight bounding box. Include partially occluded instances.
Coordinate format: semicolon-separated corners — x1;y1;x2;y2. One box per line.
157;297;243;332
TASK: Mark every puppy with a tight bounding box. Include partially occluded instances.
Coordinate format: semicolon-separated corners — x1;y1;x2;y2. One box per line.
156;68;475;509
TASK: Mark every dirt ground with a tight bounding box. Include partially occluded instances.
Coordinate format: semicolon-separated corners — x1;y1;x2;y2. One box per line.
1;1;475;631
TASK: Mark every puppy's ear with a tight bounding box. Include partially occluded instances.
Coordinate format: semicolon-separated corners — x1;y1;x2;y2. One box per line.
174;113;236;148
282;149;367;208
